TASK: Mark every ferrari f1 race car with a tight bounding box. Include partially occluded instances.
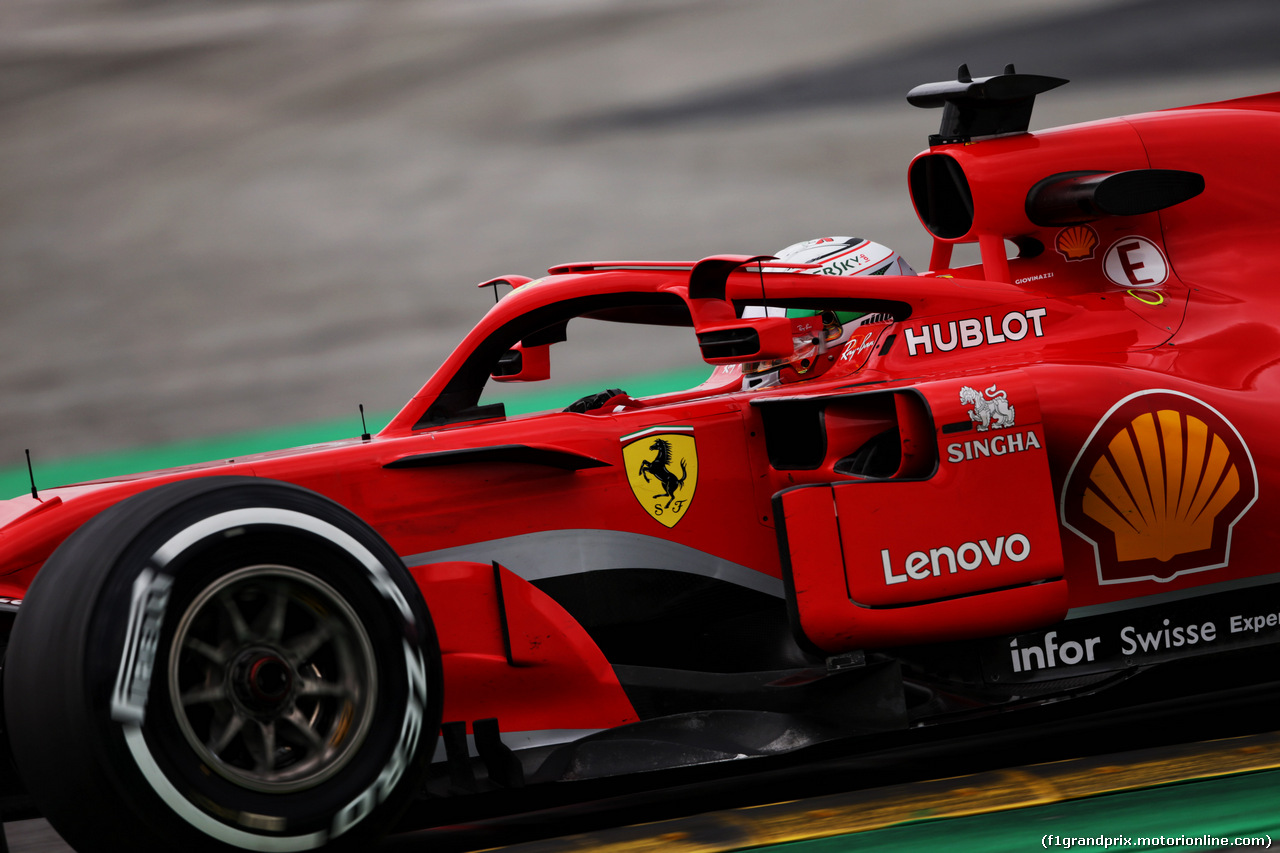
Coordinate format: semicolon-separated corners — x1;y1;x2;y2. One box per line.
1;67;1278;852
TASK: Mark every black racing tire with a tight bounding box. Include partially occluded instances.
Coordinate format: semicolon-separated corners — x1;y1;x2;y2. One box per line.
4;476;442;852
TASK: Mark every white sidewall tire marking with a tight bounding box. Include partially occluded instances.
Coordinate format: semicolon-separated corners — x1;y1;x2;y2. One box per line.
153;507;414;622
124;725;328;853
122;504;426;847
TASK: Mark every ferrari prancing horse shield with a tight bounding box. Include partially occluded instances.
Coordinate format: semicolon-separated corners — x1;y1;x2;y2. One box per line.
622;428;699;528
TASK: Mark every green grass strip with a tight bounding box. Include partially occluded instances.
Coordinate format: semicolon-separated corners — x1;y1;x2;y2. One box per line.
774;769;1280;853
1;365;714;500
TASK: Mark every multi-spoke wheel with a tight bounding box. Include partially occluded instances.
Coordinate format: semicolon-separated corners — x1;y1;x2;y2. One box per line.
5;477;442;853
170;566;380;793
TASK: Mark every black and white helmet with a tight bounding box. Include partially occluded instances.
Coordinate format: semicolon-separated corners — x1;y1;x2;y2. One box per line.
771;236;917;277
742;237;915;389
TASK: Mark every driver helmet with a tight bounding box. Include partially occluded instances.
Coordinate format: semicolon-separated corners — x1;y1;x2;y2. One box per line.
743;237;915;389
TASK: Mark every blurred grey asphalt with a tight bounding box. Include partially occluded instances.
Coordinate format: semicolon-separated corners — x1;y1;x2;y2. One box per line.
1;1;1279;850
4;0;1278;465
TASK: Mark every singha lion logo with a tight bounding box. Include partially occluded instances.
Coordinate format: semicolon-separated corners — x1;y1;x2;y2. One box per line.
960;384;1015;431
637;438;688;507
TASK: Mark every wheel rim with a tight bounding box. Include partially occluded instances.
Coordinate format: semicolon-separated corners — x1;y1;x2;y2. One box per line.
167;565;378;793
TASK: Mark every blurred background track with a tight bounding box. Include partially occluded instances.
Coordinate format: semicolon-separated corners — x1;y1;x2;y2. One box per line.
2;3;1280;849
3;0;1279;469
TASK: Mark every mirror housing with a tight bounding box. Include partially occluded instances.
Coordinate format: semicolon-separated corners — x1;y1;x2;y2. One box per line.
491;343;551;382
697;317;793;364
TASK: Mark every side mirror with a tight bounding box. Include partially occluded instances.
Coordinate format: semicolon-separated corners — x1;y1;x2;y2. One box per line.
696;316;794;364
491;343;551;382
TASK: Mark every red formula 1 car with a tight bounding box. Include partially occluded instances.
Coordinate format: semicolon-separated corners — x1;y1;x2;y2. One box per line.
2;68;1279;852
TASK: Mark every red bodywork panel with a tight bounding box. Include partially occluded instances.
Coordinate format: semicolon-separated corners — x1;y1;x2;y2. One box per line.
414;562;638;733
3;88;1279;745
778;376;1067;652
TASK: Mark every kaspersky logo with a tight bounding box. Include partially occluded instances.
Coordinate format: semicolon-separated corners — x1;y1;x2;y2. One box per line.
1062;391;1257;584
622;426;698;528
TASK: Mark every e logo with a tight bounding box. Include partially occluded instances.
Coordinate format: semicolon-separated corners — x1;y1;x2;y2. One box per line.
1103;236;1168;288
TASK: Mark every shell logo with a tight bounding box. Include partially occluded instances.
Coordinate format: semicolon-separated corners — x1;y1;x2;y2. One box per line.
1055;225;1099;261
1061;391;1257;585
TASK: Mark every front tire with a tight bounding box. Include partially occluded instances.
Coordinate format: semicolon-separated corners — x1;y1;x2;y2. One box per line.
5;477;441;852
